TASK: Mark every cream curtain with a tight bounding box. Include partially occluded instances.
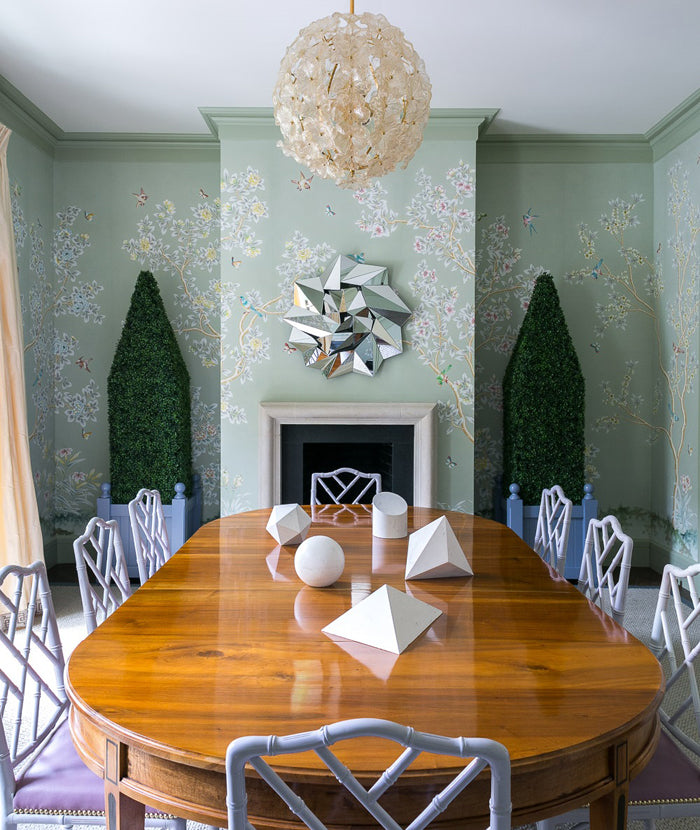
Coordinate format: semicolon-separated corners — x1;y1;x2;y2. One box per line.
0;125;44;572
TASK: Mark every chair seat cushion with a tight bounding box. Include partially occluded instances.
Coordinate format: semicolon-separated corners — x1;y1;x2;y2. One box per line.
14;719;167;816
630;728;700;804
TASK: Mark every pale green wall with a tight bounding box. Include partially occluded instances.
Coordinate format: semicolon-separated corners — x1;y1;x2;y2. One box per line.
215;114;482;515
3;82;700;571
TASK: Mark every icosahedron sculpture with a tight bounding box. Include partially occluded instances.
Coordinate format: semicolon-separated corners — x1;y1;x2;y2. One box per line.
405;516;473;580
322;584;441;654
266;503;312;546
284;254;411;378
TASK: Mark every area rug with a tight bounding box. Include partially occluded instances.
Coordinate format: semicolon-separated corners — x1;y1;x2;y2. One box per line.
46;584;698;830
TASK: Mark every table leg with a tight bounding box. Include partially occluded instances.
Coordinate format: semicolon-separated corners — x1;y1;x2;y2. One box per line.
105;738;145;830
588;741;629;830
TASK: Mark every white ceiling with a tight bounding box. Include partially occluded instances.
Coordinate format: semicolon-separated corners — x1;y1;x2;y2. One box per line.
0;0;698;137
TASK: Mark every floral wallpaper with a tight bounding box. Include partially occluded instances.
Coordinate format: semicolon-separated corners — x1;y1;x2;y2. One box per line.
5;99;700;570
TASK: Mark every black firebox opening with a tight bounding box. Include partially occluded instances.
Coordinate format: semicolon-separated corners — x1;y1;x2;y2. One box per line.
281;424;414;505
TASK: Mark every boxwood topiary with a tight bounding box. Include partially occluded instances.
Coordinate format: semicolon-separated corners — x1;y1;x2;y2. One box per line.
502;272;585;505
108;270;192;504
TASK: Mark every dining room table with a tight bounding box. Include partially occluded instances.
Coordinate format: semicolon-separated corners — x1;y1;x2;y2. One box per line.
65;505;664;830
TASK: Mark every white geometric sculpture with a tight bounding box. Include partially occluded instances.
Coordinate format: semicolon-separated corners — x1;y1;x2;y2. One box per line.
372;492;408;539
322;584;441;655
266;504;312;546
405;516;473;580
294;535;345;587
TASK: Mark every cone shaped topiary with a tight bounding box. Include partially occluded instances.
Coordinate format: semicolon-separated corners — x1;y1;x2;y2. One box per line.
108;270;192;504
502;272;585;505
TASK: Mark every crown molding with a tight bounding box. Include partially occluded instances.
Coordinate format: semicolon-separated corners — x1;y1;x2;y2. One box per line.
478;133;652;164
0;75;60;154
646;88;700;161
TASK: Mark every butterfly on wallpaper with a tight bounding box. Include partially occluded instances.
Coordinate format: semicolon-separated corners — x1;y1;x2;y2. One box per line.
199;187;209;198
673;342;685;355
81;430;92;440
436;364;452;385
689;446;695;456
445;456;457;469
522;207;538;235
84;211;95;221
590;342;600;354
239;295;263;317
325;204;336;216
476;212;488;222
231;258;241;268
591;258;603;279
75;356;92;372
132;187;148;207
283;342;297;354
348;252;365;263
292;171;313;191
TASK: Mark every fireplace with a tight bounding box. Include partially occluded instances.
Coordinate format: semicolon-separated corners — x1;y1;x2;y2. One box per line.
259;402;436;507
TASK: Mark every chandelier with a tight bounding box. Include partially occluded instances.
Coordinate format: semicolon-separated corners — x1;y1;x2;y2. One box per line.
273;2;431;189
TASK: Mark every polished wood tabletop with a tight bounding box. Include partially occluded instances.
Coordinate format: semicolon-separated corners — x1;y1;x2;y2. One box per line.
66;507;664;830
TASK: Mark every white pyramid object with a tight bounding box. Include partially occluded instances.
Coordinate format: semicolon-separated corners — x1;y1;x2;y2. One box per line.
405;516;473;580
266;503;311;546
322;584;442;655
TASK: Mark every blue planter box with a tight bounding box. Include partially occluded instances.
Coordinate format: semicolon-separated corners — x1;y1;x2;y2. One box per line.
97;474;202;579
494;481;598;580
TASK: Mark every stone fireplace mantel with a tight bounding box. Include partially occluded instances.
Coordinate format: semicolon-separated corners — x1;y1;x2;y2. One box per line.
259;402;437;508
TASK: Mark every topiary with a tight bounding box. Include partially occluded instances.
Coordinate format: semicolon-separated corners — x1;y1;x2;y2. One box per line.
107;270;192;504
502;272;585;505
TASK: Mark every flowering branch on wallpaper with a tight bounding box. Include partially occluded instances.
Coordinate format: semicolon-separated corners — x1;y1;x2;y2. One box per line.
353;163;478;440
568;164;699;534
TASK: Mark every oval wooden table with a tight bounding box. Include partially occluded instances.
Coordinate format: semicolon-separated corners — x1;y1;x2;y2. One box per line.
66;507;664;830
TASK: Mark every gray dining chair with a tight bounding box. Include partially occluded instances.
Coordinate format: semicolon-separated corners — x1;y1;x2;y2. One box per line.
0;560;185;830
577;514;633;625
226;717;511;830
533;485;572;576
73;515;132;634
536;561;700;829
310;467;382;505
128;487;172;584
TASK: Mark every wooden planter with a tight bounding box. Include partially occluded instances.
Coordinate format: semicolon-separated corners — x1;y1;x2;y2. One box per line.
494;480;598;580
97;474;203;579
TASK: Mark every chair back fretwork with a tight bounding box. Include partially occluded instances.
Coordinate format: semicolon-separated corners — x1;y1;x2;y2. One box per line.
533;485;572;576
128;488;172;584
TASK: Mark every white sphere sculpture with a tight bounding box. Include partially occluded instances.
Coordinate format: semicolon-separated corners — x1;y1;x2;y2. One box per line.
294;535;345;588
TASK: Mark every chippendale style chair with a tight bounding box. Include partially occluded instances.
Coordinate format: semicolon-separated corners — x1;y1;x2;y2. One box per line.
537;562;700;829
577;514;633;625
533;485;572;576
73;516;132;634
0;560;185;830
128;487;172;584
226;717;512;830
310;467;382;505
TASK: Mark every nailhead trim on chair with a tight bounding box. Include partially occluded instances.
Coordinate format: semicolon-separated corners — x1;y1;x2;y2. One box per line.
13;809;179;818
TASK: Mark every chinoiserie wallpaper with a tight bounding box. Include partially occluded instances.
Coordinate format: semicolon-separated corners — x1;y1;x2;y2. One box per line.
3;92;700;571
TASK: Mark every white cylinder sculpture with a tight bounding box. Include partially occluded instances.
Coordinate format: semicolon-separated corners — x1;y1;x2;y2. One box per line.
372;492;408;539
294;535;345;588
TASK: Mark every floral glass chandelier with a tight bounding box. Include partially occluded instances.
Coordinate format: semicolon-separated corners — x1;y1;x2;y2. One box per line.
273;2;431;189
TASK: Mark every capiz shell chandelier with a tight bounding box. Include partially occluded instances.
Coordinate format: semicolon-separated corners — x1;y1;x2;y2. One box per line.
273;4;431;189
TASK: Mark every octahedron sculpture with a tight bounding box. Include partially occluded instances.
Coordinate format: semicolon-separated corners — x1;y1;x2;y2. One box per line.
284;254;411;379
322;584;441;655
405;516;473;580
266;504;311;546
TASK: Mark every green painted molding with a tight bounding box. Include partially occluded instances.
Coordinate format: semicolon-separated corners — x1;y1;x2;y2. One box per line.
478;133;652;164
646;87;700;161
0;74;59;154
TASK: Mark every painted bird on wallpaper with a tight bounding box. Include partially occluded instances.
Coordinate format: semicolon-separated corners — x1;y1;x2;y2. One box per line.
522;208;538;235
325;204;336;216
591;258;603;279
75;356;92;372
199;187;209;198
292;171;313;190
132;187;148;206
240;295;263;317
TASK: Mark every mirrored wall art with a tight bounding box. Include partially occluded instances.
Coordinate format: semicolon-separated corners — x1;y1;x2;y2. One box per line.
284;254;411;378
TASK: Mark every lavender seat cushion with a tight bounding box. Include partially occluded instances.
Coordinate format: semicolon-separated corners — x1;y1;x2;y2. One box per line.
630;728;700;804
13;719;166;816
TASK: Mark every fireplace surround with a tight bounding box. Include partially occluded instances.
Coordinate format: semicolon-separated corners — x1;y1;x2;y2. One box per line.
259;402;436;507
